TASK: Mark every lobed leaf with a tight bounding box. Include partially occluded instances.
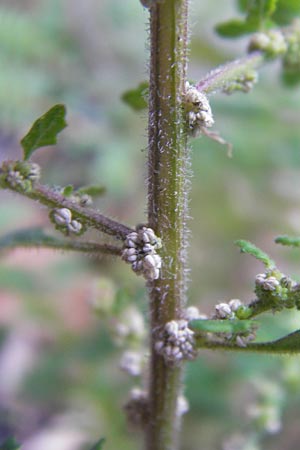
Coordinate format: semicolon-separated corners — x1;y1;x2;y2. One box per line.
235;239;276;268
121;82;148;111
21;104;67;160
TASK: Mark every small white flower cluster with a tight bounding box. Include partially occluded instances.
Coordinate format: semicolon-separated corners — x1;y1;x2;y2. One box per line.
0;161;40;191
122;226;162;281
214;299;255;348
255;273;280;291
215;299;243;319
249;30;287;57
51;207;83;236
124;387;149;428
114;306;146;346
185;81;214;137
183;305;207;321
120;350;143;377
246;380;283;434
155;320;196;366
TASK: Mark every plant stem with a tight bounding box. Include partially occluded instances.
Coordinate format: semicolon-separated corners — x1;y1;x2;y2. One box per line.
146;1;189;449
5;183;133;240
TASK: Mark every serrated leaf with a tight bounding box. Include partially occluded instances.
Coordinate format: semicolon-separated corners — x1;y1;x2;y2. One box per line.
89;438;105;450
76;185;106;197
235;239;276;268
0;437;21;450
275;235;300;247
121;82;148;111
215;19;257;38
21;104;67;160
189;319;256;335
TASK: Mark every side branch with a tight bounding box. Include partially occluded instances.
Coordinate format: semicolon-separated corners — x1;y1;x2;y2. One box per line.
3;181;133;240
196;52;263;94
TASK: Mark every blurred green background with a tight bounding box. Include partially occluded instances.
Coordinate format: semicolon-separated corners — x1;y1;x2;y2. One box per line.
0;1;300;449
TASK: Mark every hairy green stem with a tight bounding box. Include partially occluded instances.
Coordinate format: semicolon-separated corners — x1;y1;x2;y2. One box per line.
146;1;189;449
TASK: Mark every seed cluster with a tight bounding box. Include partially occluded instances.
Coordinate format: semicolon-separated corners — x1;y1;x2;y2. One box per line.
50;207;84;236
155;320;196;366
122;226;162;281
185;82;214;137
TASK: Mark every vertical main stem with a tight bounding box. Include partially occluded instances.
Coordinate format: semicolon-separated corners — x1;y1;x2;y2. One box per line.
146;1;189;450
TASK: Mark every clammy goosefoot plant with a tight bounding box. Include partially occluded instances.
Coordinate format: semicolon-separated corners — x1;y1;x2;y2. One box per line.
1;1;300;449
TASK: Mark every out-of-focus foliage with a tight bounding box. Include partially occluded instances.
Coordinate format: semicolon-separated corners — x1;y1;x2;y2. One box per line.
0;1;300;450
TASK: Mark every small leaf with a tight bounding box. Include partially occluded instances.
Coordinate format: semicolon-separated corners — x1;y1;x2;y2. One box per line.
62;185;74;197
215;19;257;38
21;104;67;160
76;185;106;197
275;235;300;247
189;319;256;335
121;82;148;111
235;239;276;268
89;438;105;450
273;0;300;25
0;437;21;450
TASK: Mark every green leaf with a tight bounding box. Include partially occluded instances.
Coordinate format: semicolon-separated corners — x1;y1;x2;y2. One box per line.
62;185;74;197
273;0;300;25
0;437;21;450
21;104;67;160
189;319;256;335
235;239;276;268
215;19;258;38
76;185;106;197
121;82;148;111
89;438;105;450
275;235;300;247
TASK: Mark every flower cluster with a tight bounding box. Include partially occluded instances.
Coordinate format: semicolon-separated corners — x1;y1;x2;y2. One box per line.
214;299;255;348
214;299;251;320
155;320;196;366
124;388;149;428
185;81;214;137
119;350;143;377
122;226;162;281
50;207;85;236
248;30;287;58
0;160;40;192
255;271;300;310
